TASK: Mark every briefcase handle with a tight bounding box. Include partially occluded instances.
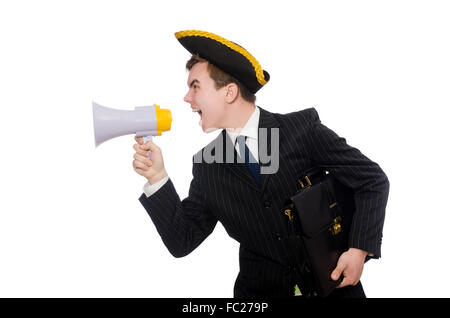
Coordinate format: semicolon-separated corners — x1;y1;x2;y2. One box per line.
298;167;329;189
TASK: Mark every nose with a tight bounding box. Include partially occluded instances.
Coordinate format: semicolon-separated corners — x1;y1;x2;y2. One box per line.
184;90;192;103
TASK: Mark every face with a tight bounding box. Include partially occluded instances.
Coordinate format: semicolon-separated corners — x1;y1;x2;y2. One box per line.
184;62;227;133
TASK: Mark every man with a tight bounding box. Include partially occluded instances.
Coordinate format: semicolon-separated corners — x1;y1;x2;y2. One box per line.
133;30;389;297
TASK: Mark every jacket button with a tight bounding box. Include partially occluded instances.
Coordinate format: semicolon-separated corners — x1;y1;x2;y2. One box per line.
275;233;282;240
263;200;271;208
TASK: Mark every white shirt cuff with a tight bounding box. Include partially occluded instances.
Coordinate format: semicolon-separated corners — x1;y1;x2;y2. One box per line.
143;176;169;197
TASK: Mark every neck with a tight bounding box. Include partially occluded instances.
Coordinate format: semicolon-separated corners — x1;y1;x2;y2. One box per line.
224;102;256;134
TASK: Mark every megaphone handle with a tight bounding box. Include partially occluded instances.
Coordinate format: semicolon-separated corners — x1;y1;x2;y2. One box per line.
143;135;152;159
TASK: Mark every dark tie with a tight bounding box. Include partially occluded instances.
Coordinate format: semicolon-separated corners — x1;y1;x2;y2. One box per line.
236;135;260;185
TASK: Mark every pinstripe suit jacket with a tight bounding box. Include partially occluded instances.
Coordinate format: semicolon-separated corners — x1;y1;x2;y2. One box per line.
139;106;390;297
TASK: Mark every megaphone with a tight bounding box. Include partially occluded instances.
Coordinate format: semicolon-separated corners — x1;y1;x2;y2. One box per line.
93;101;172;158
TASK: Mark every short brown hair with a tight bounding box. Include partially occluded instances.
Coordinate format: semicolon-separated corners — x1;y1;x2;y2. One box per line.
186;54;256;104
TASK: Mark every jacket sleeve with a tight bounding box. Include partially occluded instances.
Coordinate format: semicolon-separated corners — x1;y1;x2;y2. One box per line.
138;160;217;258
307;108;390;258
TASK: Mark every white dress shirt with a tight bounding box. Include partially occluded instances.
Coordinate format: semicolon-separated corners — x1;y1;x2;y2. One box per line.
143;106;260;197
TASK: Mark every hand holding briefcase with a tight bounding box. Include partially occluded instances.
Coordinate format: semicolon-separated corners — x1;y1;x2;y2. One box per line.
284;167;355;297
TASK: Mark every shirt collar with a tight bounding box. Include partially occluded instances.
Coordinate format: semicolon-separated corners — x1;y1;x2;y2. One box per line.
226;106;260;145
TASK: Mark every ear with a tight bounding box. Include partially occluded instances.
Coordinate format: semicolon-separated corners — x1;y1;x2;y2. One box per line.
224;82;239;104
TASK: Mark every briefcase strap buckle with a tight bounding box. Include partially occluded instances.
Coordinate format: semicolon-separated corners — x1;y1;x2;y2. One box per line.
330;216;342;235
284;208;294;222
298;175;312;189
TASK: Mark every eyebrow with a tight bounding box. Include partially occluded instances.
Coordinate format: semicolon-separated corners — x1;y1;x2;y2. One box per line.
188;79;200;88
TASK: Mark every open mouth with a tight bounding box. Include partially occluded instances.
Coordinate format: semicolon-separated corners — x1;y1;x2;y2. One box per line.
193;109;203;126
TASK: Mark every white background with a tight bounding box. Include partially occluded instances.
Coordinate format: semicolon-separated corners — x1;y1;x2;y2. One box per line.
0;0;449;298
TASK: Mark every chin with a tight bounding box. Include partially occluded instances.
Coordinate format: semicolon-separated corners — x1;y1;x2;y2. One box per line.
204;126;219;133
200;116;220;133
202;122;219;133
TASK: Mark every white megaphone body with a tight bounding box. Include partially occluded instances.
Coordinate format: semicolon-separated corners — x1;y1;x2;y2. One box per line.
92;102;172;158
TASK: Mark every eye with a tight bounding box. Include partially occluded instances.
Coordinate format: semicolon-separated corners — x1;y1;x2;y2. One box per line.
193;85;199;89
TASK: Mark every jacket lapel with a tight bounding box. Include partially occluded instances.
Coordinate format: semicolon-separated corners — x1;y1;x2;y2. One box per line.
258;107;279;194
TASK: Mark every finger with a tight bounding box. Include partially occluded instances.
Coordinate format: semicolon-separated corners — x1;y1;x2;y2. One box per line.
337;273;360;288
134;165;145;175
336;276;349;289
331;263;345;281
141;140;158;151
135;136;143;145
134;144;150;157
134;153;152;166
133;160;150;171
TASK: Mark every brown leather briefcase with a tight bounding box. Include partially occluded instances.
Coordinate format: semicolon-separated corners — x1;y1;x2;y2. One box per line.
283;167;355;297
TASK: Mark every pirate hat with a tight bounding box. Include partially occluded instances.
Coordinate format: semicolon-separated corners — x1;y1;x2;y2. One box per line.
175;30;270;94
